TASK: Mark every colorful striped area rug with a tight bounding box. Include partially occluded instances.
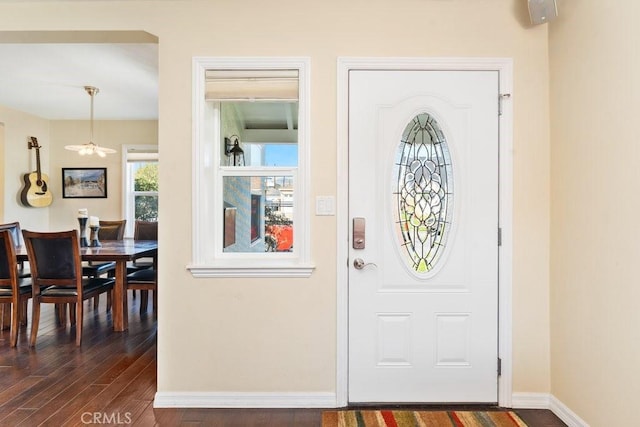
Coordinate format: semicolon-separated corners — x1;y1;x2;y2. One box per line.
322;410;528;427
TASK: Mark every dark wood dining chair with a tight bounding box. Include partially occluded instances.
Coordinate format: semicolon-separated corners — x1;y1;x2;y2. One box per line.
133;220;157;240
83;219;126;309
127;263;157;315
98;219;127;240
22;229;115;346
127;220;157;274
127;220;158;304
83;219;126;277
0;222;31;333
0;221;30;278
0;230;32;347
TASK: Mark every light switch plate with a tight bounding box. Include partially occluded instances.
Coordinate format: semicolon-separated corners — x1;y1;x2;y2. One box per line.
315;196;335;216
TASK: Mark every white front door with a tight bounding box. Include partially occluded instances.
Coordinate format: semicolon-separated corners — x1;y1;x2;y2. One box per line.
348;70;500;403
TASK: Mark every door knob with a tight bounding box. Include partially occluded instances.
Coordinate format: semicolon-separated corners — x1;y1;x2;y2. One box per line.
353;258;377;270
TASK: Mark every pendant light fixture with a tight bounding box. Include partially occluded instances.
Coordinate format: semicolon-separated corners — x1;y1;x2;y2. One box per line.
64;86;117;157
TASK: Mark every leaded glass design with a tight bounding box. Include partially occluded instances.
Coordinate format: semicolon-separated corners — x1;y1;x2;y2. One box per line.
394;113;453;273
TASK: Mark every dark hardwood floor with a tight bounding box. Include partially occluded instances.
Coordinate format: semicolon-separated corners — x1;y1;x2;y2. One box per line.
0;297;566;426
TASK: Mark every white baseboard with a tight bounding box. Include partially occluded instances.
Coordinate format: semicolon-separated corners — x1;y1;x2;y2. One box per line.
549;394;590;427
511;392;550;409
512;392;589;427
154;390;589;426
153;391;336;408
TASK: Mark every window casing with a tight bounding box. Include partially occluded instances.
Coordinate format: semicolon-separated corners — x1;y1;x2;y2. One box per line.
189;57;313;277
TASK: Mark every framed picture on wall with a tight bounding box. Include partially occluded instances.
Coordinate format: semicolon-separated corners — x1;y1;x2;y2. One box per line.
62;167;108;199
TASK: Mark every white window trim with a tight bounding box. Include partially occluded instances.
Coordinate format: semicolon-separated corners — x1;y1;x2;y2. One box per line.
188;57;314;278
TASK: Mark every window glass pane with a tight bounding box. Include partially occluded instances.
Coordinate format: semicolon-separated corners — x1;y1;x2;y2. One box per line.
219;101;298;167
223;175;294;253
135;195;158;221
133;163;158;191
264;144;298;167
130;161;158;221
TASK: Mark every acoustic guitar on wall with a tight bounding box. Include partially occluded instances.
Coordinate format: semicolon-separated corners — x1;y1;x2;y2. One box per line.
20;137;53;208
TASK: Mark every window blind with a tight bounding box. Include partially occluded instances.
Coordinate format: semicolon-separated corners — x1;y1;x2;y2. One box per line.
205;69;298;101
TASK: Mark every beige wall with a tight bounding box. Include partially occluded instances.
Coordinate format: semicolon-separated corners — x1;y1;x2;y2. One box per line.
0;105;51;233
48;120;157;232
549;1;640;424
0;0;552;401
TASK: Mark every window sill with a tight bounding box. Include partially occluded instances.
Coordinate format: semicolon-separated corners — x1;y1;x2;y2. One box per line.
187;262;315;278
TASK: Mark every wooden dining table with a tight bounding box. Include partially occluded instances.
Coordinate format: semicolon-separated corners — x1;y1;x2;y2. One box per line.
16;239;158;332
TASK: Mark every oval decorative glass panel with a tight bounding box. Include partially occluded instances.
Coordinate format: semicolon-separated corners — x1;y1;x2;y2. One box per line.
394;113;453;273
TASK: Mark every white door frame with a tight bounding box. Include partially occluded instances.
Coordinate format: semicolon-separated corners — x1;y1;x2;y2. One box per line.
335;57;513;408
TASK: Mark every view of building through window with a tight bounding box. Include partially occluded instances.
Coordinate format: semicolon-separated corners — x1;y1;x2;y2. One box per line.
220;99;298;254
262;175;293;252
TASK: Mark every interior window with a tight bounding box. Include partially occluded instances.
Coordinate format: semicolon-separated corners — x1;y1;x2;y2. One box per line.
189;58;313;277
123;146;158;237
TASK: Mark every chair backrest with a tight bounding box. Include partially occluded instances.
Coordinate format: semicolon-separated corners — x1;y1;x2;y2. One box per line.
99;219;126;240
0;221;22;247
134;220;158;240
22;230;81;288
0;229;17;287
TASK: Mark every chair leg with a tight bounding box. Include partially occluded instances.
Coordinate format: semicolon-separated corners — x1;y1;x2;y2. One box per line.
20;299;28;326
55;303;66;326
1;303;9;330
75;301;83;346
106;291;112;312
93;295;99;309
69;303;77;326
152;289;157;312
10;300;20;347
30;299;41;347
139;290;149;314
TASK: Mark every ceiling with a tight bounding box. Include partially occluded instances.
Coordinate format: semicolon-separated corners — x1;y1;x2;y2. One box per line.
0;42;294;136
0;43;158;120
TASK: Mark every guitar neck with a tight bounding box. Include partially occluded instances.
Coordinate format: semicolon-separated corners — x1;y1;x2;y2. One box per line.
35;146;42;181
28;137;43;184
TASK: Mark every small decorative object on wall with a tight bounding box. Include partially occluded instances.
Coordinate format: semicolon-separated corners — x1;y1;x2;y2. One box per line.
62;167;108;199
